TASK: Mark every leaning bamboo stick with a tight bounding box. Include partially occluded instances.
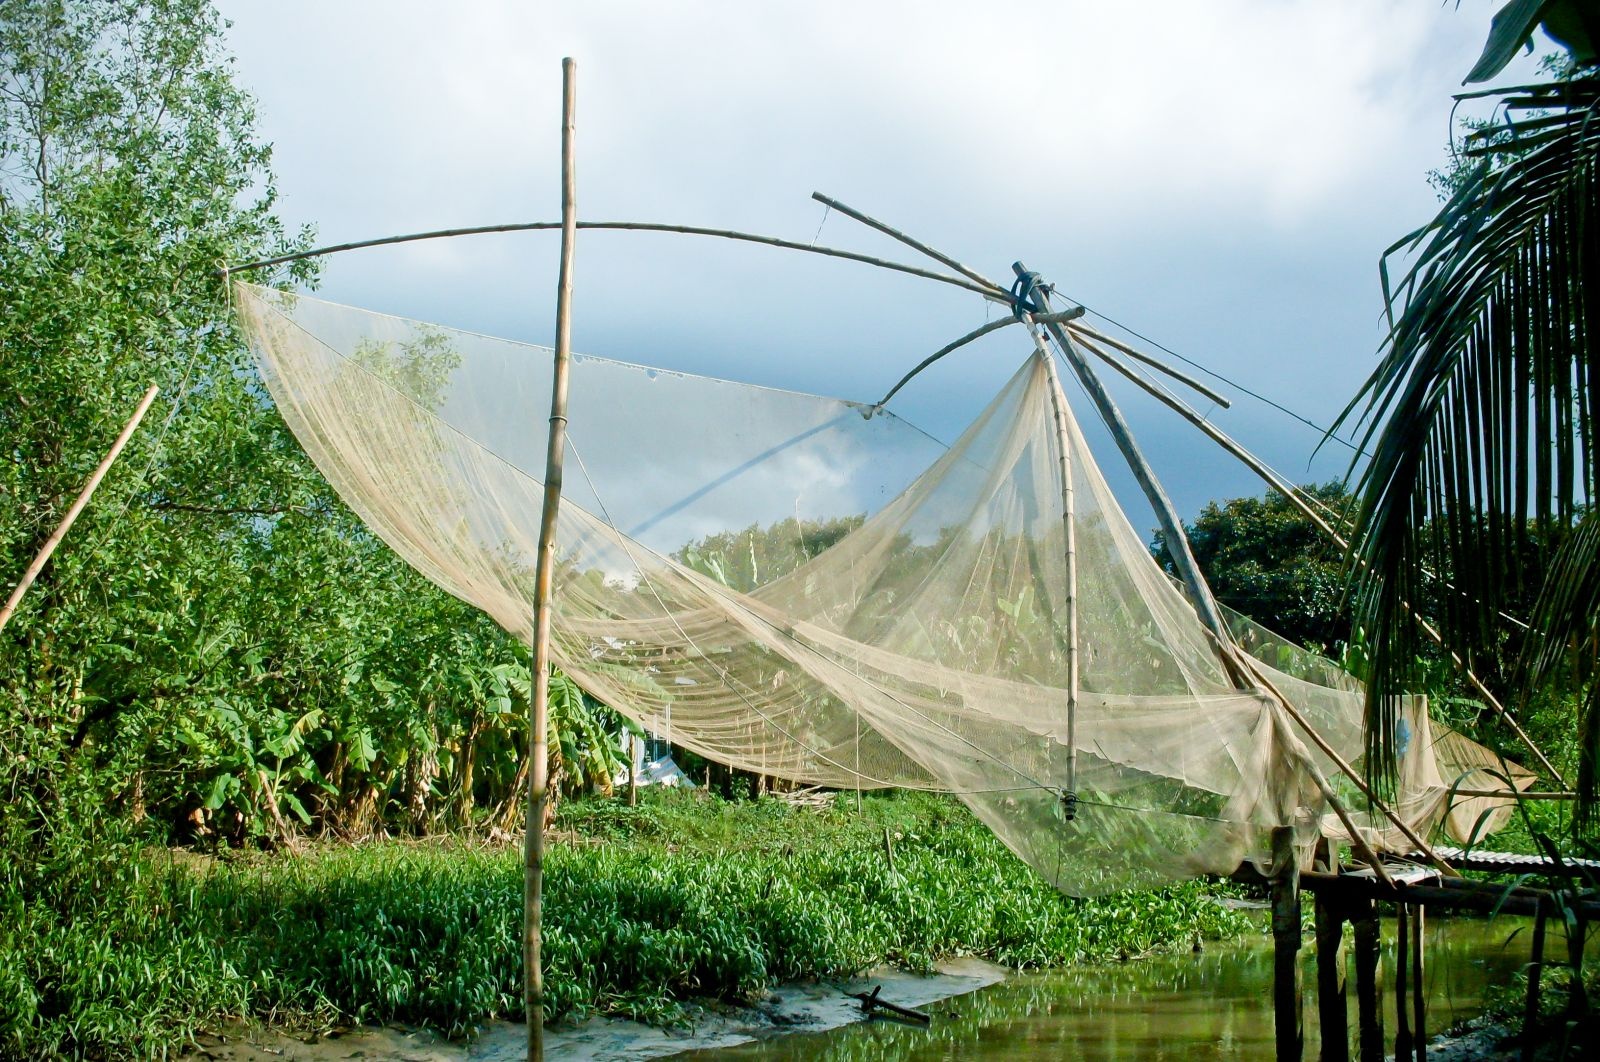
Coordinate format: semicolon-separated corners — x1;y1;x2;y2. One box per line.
525;56;579;1062
870;308;1083;411
1238;651;1457;877
0;384;160;636
1065;322;1233;409
810;192;1009;296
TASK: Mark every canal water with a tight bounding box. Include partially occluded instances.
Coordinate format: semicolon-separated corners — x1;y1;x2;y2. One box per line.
688;915;1556;1061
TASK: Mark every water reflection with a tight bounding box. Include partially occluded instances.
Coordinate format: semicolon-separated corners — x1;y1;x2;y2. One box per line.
690;916;1559;1061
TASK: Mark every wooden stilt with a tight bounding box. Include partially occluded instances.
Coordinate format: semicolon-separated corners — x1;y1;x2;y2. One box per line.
1315;892;1349;1062
0;384;159;636
1522;896;1546;1062
1395;903;1412;1062
1272;825;1305;1062
1351;899;1383;1062
1411;904;1426;1062
525;56;578;1062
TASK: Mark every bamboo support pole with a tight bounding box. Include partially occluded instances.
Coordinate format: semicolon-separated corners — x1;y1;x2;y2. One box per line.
525;57;578;1062
1315;892;1350;1062
225;221;998;302
0;384;160;637
1068;329;1565;787
1023;267;1237;654
1032;332;1080;803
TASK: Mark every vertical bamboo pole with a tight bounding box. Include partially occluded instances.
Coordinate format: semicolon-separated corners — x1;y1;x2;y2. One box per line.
1315;892;1350;1062
525;56;577;1062
1019;264;1232;647
1271;825;1305;1062
1033;337;1080;803
1351;899;1383;1062
0;384;159;636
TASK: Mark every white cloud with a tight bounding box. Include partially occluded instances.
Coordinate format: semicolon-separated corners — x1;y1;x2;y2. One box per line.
217;0;1549;516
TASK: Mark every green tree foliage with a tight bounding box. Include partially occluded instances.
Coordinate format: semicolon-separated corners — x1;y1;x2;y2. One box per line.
0;0;621;857
1335;0;1600;821
1153;483;1355;654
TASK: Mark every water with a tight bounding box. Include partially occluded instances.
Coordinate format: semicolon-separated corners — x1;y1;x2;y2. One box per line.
688;915;1560;1061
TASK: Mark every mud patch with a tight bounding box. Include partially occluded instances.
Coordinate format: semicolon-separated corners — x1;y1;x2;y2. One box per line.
184;958;1007;1061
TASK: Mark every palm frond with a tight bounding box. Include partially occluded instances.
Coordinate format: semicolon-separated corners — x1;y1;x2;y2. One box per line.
1335;76;1600;810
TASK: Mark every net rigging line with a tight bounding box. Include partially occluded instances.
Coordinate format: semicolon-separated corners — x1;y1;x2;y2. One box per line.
1055;297;1373;461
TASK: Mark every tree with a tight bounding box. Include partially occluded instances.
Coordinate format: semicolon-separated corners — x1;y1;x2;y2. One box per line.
1335;0;1600;821
1153;483;1356;654
0;0;604;851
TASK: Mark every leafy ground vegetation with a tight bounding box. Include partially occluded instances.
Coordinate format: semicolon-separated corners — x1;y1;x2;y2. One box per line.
1;790;1252;1058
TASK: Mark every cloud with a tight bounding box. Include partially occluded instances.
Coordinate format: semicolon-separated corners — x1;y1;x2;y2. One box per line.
217;0;1544;519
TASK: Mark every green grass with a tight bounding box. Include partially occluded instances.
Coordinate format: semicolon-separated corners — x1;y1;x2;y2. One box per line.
2;790;1253;1058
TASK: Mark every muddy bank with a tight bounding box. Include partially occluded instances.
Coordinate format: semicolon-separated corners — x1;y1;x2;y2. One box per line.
184;958;1007;1061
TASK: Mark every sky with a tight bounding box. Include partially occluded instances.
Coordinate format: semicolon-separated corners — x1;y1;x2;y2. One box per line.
216;0;1551;528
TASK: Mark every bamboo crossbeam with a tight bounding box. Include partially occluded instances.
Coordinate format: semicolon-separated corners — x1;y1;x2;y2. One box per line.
0;384;160;636
224;221;1000;302
525;57;579;1062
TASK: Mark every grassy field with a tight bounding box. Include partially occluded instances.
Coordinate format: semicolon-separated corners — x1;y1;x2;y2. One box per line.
3;790;1253;1059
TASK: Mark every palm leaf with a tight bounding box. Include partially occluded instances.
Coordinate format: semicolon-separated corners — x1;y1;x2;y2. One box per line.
1335;76;1600;812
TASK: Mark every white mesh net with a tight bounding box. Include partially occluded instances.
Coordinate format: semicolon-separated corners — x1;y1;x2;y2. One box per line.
235;282;1533;895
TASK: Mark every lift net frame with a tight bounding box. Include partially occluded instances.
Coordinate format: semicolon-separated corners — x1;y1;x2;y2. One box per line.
235;282;1532;895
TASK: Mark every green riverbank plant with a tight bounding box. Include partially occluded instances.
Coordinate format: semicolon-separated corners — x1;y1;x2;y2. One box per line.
2;791;1251;1058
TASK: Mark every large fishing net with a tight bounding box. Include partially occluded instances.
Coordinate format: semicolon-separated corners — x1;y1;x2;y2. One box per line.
234;282;1533;896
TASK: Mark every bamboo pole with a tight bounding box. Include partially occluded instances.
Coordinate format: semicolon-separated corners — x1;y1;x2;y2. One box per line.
0;384;160;636
810;192;1009;296
1067;329;1565;787
525;56;578;1062
1239;654;1454;877
1066;322;1233;409
870;308;1083;411
1031;333;1080;804
1021;266;1236;653
224;221;998;301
